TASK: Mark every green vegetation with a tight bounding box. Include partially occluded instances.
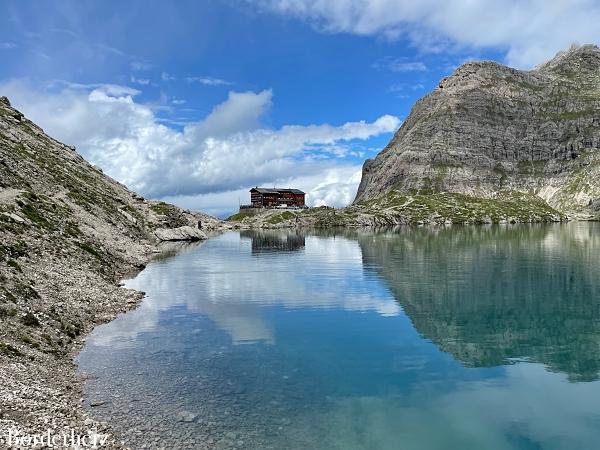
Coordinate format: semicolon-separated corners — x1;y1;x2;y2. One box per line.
76;241;103;260
19;333;40;348
314;210;351;228
0;342;23;357
11;281;40;301
266;211;296;225
306;206;332;213
148;201;187;227
18;200;52;229
13;143;32;158
149;201;173;215
21;312;40;327
549;109;599;121
583;89;600;100
0;241;28;261
15;191;77;234
1;287;17;303
547;157;600;214
348;190;562;225
66;190;93;209
64;222;83;238
227;211;253;221
8;133;142;231
0;306;17;318
60;318;82;338
432;161;463;170
121;204;143;222
515;80;544;92
7;259;22;272
0;213;20;234
47;306;83;338
39;332;63;355
227;210;300;224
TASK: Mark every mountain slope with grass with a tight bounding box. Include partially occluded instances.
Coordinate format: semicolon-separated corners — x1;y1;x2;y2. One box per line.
226;190;562;229
0;96;219;445
354;44;600;220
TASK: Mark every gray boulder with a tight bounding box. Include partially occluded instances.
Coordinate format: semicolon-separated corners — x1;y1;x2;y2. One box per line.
154;226;207;242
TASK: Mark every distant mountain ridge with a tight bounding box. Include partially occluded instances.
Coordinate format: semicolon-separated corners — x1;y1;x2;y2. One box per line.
354;44;600;220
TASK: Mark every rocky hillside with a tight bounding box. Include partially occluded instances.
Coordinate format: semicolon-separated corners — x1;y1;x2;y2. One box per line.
0;96;219;445
355;44;600;220
227;190;562;229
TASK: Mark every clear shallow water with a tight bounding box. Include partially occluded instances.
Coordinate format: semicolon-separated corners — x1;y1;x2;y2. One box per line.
77;224;600;450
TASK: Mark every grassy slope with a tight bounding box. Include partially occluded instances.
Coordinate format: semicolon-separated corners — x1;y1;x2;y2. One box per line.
352;191;563;224
226;191;564;228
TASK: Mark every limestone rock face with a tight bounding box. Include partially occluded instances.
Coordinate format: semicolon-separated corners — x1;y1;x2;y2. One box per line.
155;226;207;242
354;44;600;219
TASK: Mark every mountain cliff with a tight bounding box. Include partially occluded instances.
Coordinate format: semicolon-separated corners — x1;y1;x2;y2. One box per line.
354;44;600;220
0;96;219;444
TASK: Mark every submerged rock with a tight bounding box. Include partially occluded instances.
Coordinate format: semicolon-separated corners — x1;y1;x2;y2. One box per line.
176;411;199;423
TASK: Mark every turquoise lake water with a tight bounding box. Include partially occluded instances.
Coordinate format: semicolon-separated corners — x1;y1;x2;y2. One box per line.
77;224;600;450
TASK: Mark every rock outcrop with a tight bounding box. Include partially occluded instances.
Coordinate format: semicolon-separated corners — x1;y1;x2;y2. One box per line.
354;44;600;219
155;226;207;241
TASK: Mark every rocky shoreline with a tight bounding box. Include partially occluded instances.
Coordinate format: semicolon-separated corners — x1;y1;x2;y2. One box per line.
0;232;231;449
1;255;146;449
0;96;224;448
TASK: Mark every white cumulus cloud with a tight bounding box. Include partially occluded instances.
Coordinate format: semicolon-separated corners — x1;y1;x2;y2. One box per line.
257;0;600;67
186;76;233;86
372;57;427;72
1;80;399;216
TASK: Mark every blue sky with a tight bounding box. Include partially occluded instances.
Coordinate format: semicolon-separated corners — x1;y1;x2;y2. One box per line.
1;0;599;217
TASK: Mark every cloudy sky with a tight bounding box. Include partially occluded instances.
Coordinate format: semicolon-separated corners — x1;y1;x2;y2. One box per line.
1;1;600;217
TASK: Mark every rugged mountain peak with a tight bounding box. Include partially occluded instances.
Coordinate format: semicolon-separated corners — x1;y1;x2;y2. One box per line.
536;44;600;75
354;44;600;219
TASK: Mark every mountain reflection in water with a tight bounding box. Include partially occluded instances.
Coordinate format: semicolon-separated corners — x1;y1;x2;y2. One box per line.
355;223;600;382
78;223;600;450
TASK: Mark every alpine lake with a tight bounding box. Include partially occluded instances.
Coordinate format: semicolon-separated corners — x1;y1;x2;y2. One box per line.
77;223;600;450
